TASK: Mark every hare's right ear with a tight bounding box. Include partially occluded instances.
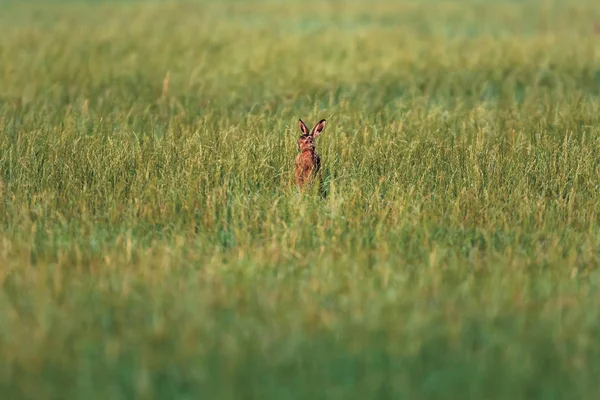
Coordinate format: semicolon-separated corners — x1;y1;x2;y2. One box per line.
299;119;310;136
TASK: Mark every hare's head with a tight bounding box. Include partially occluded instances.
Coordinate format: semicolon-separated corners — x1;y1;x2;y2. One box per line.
297;119;326;152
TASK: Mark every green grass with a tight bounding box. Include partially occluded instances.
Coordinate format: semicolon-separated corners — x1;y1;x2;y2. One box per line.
2;0;600;398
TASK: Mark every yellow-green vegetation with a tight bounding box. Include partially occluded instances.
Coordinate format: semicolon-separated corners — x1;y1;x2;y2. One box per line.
2;0;600;398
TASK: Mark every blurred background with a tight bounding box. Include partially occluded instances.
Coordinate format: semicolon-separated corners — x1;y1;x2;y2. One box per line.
2;1;600;400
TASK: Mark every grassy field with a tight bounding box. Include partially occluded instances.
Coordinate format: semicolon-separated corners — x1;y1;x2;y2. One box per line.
2;0;600;398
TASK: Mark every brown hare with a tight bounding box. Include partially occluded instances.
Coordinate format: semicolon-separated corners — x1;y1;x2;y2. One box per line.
295;118;326;190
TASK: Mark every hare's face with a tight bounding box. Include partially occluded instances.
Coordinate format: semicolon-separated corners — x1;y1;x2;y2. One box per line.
297;118;326;152
297;134;315;152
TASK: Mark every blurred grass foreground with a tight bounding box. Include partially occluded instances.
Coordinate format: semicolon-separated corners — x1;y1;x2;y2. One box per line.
2;0;600;399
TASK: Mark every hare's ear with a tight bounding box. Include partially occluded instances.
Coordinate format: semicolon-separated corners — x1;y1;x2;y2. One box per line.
299;119;310;136
311;119;326;137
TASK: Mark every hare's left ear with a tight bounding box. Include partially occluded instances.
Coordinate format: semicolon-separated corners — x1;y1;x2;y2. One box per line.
311;119;326;137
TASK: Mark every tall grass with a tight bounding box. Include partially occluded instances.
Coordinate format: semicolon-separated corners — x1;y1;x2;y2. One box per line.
2;0;600;398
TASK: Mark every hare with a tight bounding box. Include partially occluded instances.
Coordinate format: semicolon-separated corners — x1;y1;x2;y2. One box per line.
295;118;326;189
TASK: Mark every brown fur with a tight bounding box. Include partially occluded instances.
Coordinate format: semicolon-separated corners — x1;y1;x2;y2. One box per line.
295;119;326;189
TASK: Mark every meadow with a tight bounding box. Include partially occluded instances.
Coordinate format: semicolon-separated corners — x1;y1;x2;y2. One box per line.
1;0;600;398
